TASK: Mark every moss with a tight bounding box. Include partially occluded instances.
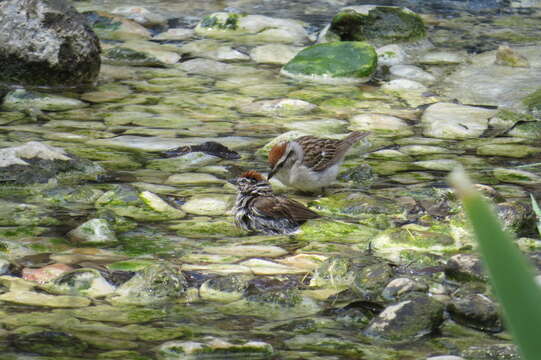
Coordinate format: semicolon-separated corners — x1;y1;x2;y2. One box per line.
200;13;241;30
107;259;155;272
522;88;541;112
330;7;425;44
170;219;243;238
283;41;377;79
117;229;174;257
297;219;379;244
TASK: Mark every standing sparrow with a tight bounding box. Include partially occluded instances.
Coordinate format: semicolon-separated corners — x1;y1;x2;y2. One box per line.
267;131;370;193
230;170;320;235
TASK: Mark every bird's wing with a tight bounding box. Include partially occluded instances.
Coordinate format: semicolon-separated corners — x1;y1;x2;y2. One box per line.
296;136;341;171
251;196;321;223
297;132;369;171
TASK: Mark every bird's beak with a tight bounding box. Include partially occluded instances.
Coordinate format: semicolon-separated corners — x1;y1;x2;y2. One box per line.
267;168;276;180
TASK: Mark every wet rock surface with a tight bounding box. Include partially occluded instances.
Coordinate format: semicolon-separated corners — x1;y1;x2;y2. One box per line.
0;0;540;359
0;0;101;87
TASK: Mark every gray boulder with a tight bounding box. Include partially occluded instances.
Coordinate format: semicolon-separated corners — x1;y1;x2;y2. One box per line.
0;0;101;88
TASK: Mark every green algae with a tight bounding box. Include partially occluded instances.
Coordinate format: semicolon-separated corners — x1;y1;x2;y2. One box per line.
200;13;242;30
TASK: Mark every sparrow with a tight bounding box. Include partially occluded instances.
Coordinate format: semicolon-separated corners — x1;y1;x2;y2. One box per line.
267;131;370;193
230;170;320;235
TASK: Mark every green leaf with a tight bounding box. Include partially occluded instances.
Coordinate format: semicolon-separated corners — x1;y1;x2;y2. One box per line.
529;193;541;236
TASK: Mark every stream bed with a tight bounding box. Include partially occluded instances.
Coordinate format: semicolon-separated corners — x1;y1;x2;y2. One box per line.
1;0;541;359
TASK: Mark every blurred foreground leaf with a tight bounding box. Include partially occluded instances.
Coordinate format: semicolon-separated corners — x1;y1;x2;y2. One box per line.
450;168;541;360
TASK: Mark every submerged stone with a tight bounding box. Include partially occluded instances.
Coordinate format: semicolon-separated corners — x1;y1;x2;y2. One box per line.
350;113;413;137
422;102;496;140
68;218;118;246
0;290;91;307
2;89;88;112
325;5;425;45
493;168;541;185
84;10;151;41
95;186;185;221
199;275;251;303
157;337;273;360
282;42;377;84
43;268;116;298
12;331;88;356
110;262;187;305
195;12;309;44
111;6;167;27
180;195;233;216
239;98;316;116
364;294;444;342
170;218;243;238
250;44;303;64
61;304;165;324
102;46;173;67
448;292;502;332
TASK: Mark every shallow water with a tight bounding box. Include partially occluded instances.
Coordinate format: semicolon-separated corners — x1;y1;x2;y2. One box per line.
1;0;541;359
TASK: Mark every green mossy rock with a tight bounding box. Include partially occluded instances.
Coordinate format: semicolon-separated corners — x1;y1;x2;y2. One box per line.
328;6;425;45
281;41;377;83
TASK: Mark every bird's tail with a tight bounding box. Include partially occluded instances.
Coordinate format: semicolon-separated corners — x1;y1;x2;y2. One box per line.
342;131;370;145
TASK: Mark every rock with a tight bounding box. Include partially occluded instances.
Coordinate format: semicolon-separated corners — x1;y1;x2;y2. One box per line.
178;58;261;77
509;121;541;138
495;201;533;235
2;89;88;112
22;263;74;284
110;262;187;305
323;6;425;46
418;51;466;65
83;11;151;41
153;28;194;41
156;337;273;360
12;331;88;356
165;173;225;186
442;46;541;109
364;294;444;342
421;102;496;140
250;44;303;65
427;356;465;360
0;290;91;307
382;78;428;92
195;12;309;44
382;277;428;300
0;0;100;87
111;7;167;28
102;46;178;67
170;218;243;238
477;143;541;158
239;259;307;275
239;98;316;116
444;254;487;282
284;119;348;135
493;167;541;185
180;195;233;216
389;65;436;84
179;39;249;62
95;185;185;221
376;44;408;66
67;219;118;246
461;343;520;360
448;292;502;332
42;268;116;298
199;275;251;303
350;113;413;137
62;304;165;324
281;41;377;84
0;141;104;185
0;259;9;275
495;45;529;67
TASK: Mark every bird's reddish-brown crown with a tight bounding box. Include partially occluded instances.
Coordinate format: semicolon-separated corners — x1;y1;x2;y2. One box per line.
268;143;287;166
240;170;265;181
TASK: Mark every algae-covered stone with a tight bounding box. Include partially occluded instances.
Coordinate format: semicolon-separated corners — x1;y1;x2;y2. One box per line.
147;152;220;172
509;121;541;139
250;44;304;64
297;219;379;244
448;292;502;332
422;102;496;140
110;262;187;305
0;290;91;307
2;89;88;112
61;304;165;324
493;168;541;185
165;172;225;186
199;275;251;303
95;185;185;221
84;10;151;41
282;42;377;84
12;331;88;356
157;337;273;360
0;200;60;227
364;294;444;342
350;113;413;137
444;254;487;282
477;143;541;158
102;46;171;67
180;194;233;216
42;268;116;298
239;98;316;116
68;218;117;246
170;218;243;238
195;12;309;44
326;6;425;45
